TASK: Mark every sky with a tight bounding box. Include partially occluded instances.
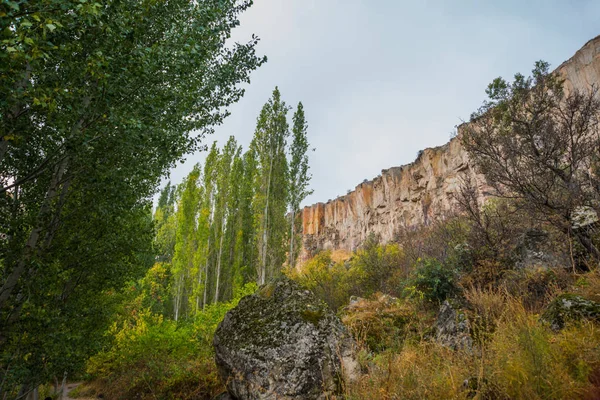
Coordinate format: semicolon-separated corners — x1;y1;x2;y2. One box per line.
160;0;600;208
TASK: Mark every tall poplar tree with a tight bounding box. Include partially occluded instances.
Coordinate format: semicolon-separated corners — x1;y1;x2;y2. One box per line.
172;166;201;321
213;137;237;303
252;87;290;284
288;103;312;268
199;143;219;308
234;148;259;284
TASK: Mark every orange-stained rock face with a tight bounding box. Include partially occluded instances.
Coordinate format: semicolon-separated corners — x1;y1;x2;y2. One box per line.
299;35;600;264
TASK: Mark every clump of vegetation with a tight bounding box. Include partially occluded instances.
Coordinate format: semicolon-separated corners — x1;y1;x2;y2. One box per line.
342;295;423;353
79;283;256;400
404;258;459;305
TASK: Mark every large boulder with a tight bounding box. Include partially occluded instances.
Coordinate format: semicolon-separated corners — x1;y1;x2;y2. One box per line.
213;277;359;400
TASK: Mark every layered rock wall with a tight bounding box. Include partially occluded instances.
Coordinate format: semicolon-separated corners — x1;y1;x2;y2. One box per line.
300;35;600;260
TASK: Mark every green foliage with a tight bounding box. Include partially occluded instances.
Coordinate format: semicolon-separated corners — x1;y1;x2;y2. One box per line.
0;0;264;394
352;234;407;295
86;282;257;399
342;296;419;353
288;102;312;267
404;258;459;305
290;251;358;311
252;87;291;284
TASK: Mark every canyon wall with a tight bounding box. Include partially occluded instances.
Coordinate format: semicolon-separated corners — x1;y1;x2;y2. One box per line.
300;35;600;260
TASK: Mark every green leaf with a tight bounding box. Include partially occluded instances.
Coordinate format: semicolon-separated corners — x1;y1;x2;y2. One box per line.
46;24;57;32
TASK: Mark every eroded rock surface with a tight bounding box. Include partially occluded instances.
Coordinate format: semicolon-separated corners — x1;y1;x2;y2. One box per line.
434;300;473;352
213;277;359;400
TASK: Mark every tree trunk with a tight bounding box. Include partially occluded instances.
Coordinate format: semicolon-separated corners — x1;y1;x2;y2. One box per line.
259;141;278;285
289;209;295;268
214;219;226;303
0;157;68;312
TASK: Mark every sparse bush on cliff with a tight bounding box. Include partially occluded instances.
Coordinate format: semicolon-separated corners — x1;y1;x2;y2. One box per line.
463;61;600;263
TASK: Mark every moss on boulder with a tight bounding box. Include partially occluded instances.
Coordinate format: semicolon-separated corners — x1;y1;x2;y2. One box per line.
541;294;600;331
213;277;359;400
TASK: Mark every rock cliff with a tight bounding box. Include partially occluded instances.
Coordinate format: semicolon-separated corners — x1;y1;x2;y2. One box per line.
300;35;600;260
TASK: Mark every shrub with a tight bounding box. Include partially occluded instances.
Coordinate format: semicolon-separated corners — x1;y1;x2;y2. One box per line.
84;283;257;400
342;295;419;353
346;342;474;400
502;267;570;312
289;251;359;311
489;299;600;399
404;258;459;305
350;234;407;296
464;286;507;343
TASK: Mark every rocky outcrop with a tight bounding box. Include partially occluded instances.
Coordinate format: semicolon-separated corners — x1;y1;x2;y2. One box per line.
301;137;484;258
300;35;600;260
541;294;600;331
213;277;359;400
434;300;473;352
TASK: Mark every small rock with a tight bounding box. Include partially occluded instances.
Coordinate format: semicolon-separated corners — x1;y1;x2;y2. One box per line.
541;294;600;331
434;300;473;352
214;392;235;400
213;277;359;400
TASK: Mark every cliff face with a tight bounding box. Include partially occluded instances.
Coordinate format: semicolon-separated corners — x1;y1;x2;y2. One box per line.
300;35;600;260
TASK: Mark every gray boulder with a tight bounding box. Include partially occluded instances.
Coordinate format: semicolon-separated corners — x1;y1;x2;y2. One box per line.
213;277;359;400
434;300;473;352
514;228;565;269
541;294;600;331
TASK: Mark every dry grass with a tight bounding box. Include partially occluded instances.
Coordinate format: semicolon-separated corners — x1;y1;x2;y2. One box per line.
341;294;429;353
344;292;600;400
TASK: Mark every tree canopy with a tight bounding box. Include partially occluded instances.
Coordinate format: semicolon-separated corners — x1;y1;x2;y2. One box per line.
0;0;264;396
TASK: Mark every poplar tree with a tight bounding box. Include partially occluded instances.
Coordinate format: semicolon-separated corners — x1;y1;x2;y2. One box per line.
288;103;312;268
199;143;220;308
172;166;201;321
224;148;244;299
234;148;259;284
213;137;237;303
252;87;290;284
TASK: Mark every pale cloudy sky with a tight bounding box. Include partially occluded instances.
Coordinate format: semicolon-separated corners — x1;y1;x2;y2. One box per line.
161;0;600;207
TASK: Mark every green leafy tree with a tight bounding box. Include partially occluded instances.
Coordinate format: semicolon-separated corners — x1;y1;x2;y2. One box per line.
234;148;259;284
251;87;290;284
213;137;237;303
462;61;600;261
172;166;201;321
288;102;312;268
198;143;220;309
0;0;263;395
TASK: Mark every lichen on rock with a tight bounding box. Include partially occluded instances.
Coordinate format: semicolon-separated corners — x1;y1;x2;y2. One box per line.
434;300;473;352
213;277;359;400
541;293;600;331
